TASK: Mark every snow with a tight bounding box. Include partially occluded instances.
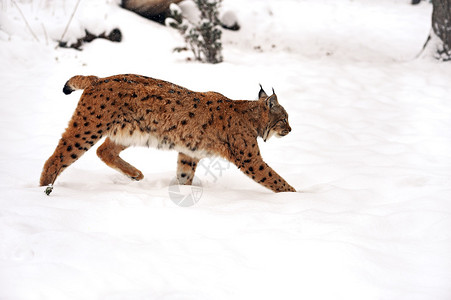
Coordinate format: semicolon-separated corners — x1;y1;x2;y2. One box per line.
1;0;451;299
169;2;182;15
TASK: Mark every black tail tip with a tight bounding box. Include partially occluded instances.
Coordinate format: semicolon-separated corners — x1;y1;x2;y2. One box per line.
63;83;73;95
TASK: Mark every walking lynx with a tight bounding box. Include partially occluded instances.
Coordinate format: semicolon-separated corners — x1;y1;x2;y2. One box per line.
40;74;296;194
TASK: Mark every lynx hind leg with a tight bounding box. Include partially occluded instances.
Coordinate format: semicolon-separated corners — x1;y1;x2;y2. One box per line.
40;121;104;188
177;153;200;185
96;137;144;181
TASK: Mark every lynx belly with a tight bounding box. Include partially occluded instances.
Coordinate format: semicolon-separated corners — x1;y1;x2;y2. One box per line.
109;128;211;159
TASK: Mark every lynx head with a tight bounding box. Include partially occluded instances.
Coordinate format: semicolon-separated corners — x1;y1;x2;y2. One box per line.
258;85;291;142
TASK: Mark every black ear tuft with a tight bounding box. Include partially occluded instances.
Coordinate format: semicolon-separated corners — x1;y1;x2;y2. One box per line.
258;84;268;100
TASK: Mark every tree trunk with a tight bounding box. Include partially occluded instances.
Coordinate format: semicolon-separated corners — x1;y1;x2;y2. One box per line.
425;0;451;60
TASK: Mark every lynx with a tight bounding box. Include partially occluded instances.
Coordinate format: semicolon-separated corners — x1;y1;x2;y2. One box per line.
40;74;296;194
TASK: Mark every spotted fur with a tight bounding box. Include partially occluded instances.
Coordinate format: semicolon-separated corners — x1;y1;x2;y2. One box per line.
40;74;295;193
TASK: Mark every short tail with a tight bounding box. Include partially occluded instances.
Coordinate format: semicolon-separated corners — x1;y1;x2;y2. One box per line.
63;75;98;95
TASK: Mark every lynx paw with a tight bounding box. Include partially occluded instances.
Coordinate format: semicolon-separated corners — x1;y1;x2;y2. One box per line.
130;171;144;181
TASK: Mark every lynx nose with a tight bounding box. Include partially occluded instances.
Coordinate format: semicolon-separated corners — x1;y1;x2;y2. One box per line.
282;126;291;135
282;128;291;136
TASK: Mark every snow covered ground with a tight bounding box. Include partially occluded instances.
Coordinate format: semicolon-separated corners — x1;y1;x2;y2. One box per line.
1;0;451;299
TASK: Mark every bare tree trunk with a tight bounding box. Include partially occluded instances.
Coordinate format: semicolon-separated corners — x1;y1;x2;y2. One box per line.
423;0;451;61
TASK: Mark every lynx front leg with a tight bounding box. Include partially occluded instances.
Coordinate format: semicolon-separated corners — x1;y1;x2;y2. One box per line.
176;153;200;185
237;156;295;193
97;137;144;181
226;139;295;193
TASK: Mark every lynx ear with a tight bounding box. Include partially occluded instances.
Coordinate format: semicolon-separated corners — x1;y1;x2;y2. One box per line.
258;84;268;101
266;93;278;109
